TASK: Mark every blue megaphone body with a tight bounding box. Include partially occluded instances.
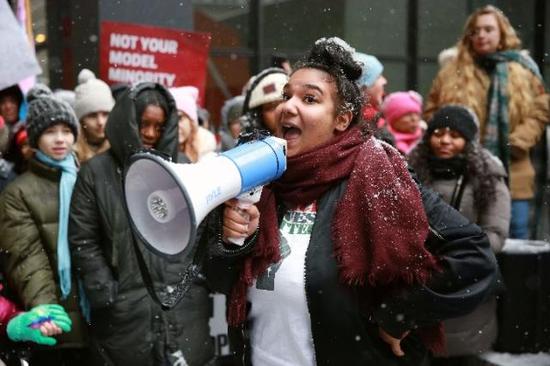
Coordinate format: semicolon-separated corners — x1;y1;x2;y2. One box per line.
124;136;287;256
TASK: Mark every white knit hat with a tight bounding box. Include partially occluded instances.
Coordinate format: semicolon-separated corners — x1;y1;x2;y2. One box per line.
73;69;115;120
247;71;287;109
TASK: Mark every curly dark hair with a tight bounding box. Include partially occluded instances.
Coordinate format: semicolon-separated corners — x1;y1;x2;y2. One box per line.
293;37;364;126
408;136;501;214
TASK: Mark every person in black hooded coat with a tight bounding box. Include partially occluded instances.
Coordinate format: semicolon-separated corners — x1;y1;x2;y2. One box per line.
68;83;215;366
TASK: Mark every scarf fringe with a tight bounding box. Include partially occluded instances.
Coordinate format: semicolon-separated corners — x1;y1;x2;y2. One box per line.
227;128;443;353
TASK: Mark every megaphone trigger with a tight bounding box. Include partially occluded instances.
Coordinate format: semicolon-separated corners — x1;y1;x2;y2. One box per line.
227;187;263;246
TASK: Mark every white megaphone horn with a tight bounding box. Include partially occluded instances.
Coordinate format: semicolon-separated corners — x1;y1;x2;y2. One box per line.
124;136;287;257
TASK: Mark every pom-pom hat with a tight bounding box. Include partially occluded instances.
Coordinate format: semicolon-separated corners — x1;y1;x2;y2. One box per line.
73;69;115;120
26;84;79;148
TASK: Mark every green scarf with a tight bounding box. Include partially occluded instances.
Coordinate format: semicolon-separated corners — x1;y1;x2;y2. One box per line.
479;50;543;171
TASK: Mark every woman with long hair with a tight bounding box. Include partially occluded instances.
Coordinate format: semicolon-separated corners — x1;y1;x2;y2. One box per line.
425;5;550;239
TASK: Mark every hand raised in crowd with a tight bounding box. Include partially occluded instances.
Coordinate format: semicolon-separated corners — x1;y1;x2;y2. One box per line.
222;198;260;242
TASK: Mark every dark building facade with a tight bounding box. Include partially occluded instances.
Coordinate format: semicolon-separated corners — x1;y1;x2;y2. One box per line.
34;0;549;124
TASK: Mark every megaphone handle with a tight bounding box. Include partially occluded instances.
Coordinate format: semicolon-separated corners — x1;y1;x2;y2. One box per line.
227;187;263;246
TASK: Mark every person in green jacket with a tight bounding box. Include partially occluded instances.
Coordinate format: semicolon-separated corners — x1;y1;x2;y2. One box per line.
0;84;87;366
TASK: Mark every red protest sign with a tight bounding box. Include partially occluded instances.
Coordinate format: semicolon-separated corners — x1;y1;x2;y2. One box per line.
99;21;211;104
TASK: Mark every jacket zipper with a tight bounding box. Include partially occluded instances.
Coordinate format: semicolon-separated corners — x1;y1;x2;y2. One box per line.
303;207;317;365
429;225;444;241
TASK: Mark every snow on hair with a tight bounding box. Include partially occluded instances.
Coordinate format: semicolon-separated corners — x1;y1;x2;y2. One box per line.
315;36;356;55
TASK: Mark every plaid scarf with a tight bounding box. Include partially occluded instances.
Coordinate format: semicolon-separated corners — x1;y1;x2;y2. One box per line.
479;50;542;171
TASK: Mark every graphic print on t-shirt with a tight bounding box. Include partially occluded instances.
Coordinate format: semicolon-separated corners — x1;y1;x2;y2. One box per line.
255;203;316;291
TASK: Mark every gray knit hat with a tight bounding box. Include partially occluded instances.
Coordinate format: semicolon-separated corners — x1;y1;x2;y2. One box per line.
26;83;79;148
74;69;115;120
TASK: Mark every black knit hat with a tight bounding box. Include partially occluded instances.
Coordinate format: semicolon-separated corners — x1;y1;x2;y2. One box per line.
26;84;79;148
427;105;479;142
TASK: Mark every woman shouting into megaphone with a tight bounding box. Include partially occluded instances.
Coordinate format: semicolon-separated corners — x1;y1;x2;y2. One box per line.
213;37;499;366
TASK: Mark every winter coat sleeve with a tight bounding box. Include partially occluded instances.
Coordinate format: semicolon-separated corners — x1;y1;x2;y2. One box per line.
0;292;20;335
0;187;58;308
0;125;8;155
69;164;118;308
202;207;258;295
478;177;510;253
373;181;499;338
508;70;550;153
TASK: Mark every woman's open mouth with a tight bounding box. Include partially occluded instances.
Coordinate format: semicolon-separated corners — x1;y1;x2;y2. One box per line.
282;123;301;141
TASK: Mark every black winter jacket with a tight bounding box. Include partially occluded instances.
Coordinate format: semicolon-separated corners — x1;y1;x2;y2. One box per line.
211;176;498;366
69;83;215;366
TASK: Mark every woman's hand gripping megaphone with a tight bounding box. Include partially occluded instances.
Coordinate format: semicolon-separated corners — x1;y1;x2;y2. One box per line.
220;131;284;246
222;193;261;245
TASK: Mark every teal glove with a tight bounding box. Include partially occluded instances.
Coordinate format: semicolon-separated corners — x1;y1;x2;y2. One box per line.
6;304;72;346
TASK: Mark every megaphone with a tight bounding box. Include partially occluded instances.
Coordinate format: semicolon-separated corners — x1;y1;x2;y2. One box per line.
124;136;287;257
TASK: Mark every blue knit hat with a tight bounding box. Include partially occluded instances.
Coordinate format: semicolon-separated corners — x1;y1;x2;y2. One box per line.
354;52;384;88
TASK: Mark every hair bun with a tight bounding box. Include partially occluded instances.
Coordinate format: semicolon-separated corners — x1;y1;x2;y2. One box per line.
314;37;356;54
308;37;363;82
26;83;53;103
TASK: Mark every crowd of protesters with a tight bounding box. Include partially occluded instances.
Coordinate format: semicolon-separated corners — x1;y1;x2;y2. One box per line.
0;4;547;366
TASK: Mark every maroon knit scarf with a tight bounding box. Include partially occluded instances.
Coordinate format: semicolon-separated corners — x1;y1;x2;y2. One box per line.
228;126;444;353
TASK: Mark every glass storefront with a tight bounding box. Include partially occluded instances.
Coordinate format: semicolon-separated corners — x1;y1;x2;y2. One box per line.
193;0;545;123
27;0;548;123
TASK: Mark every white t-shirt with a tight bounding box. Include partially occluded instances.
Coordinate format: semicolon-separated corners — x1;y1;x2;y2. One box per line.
247;202;317;366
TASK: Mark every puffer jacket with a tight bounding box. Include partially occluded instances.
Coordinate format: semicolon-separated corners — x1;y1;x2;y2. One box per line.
428;151;510;253
207;175;499;365
0;158;87;348
69;83;215;366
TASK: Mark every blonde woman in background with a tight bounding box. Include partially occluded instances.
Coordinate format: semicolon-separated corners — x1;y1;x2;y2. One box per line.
425;5;550;239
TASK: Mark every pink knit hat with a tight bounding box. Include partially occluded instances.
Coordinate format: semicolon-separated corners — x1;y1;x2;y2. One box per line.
381;91;423;126
169;86;199;123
